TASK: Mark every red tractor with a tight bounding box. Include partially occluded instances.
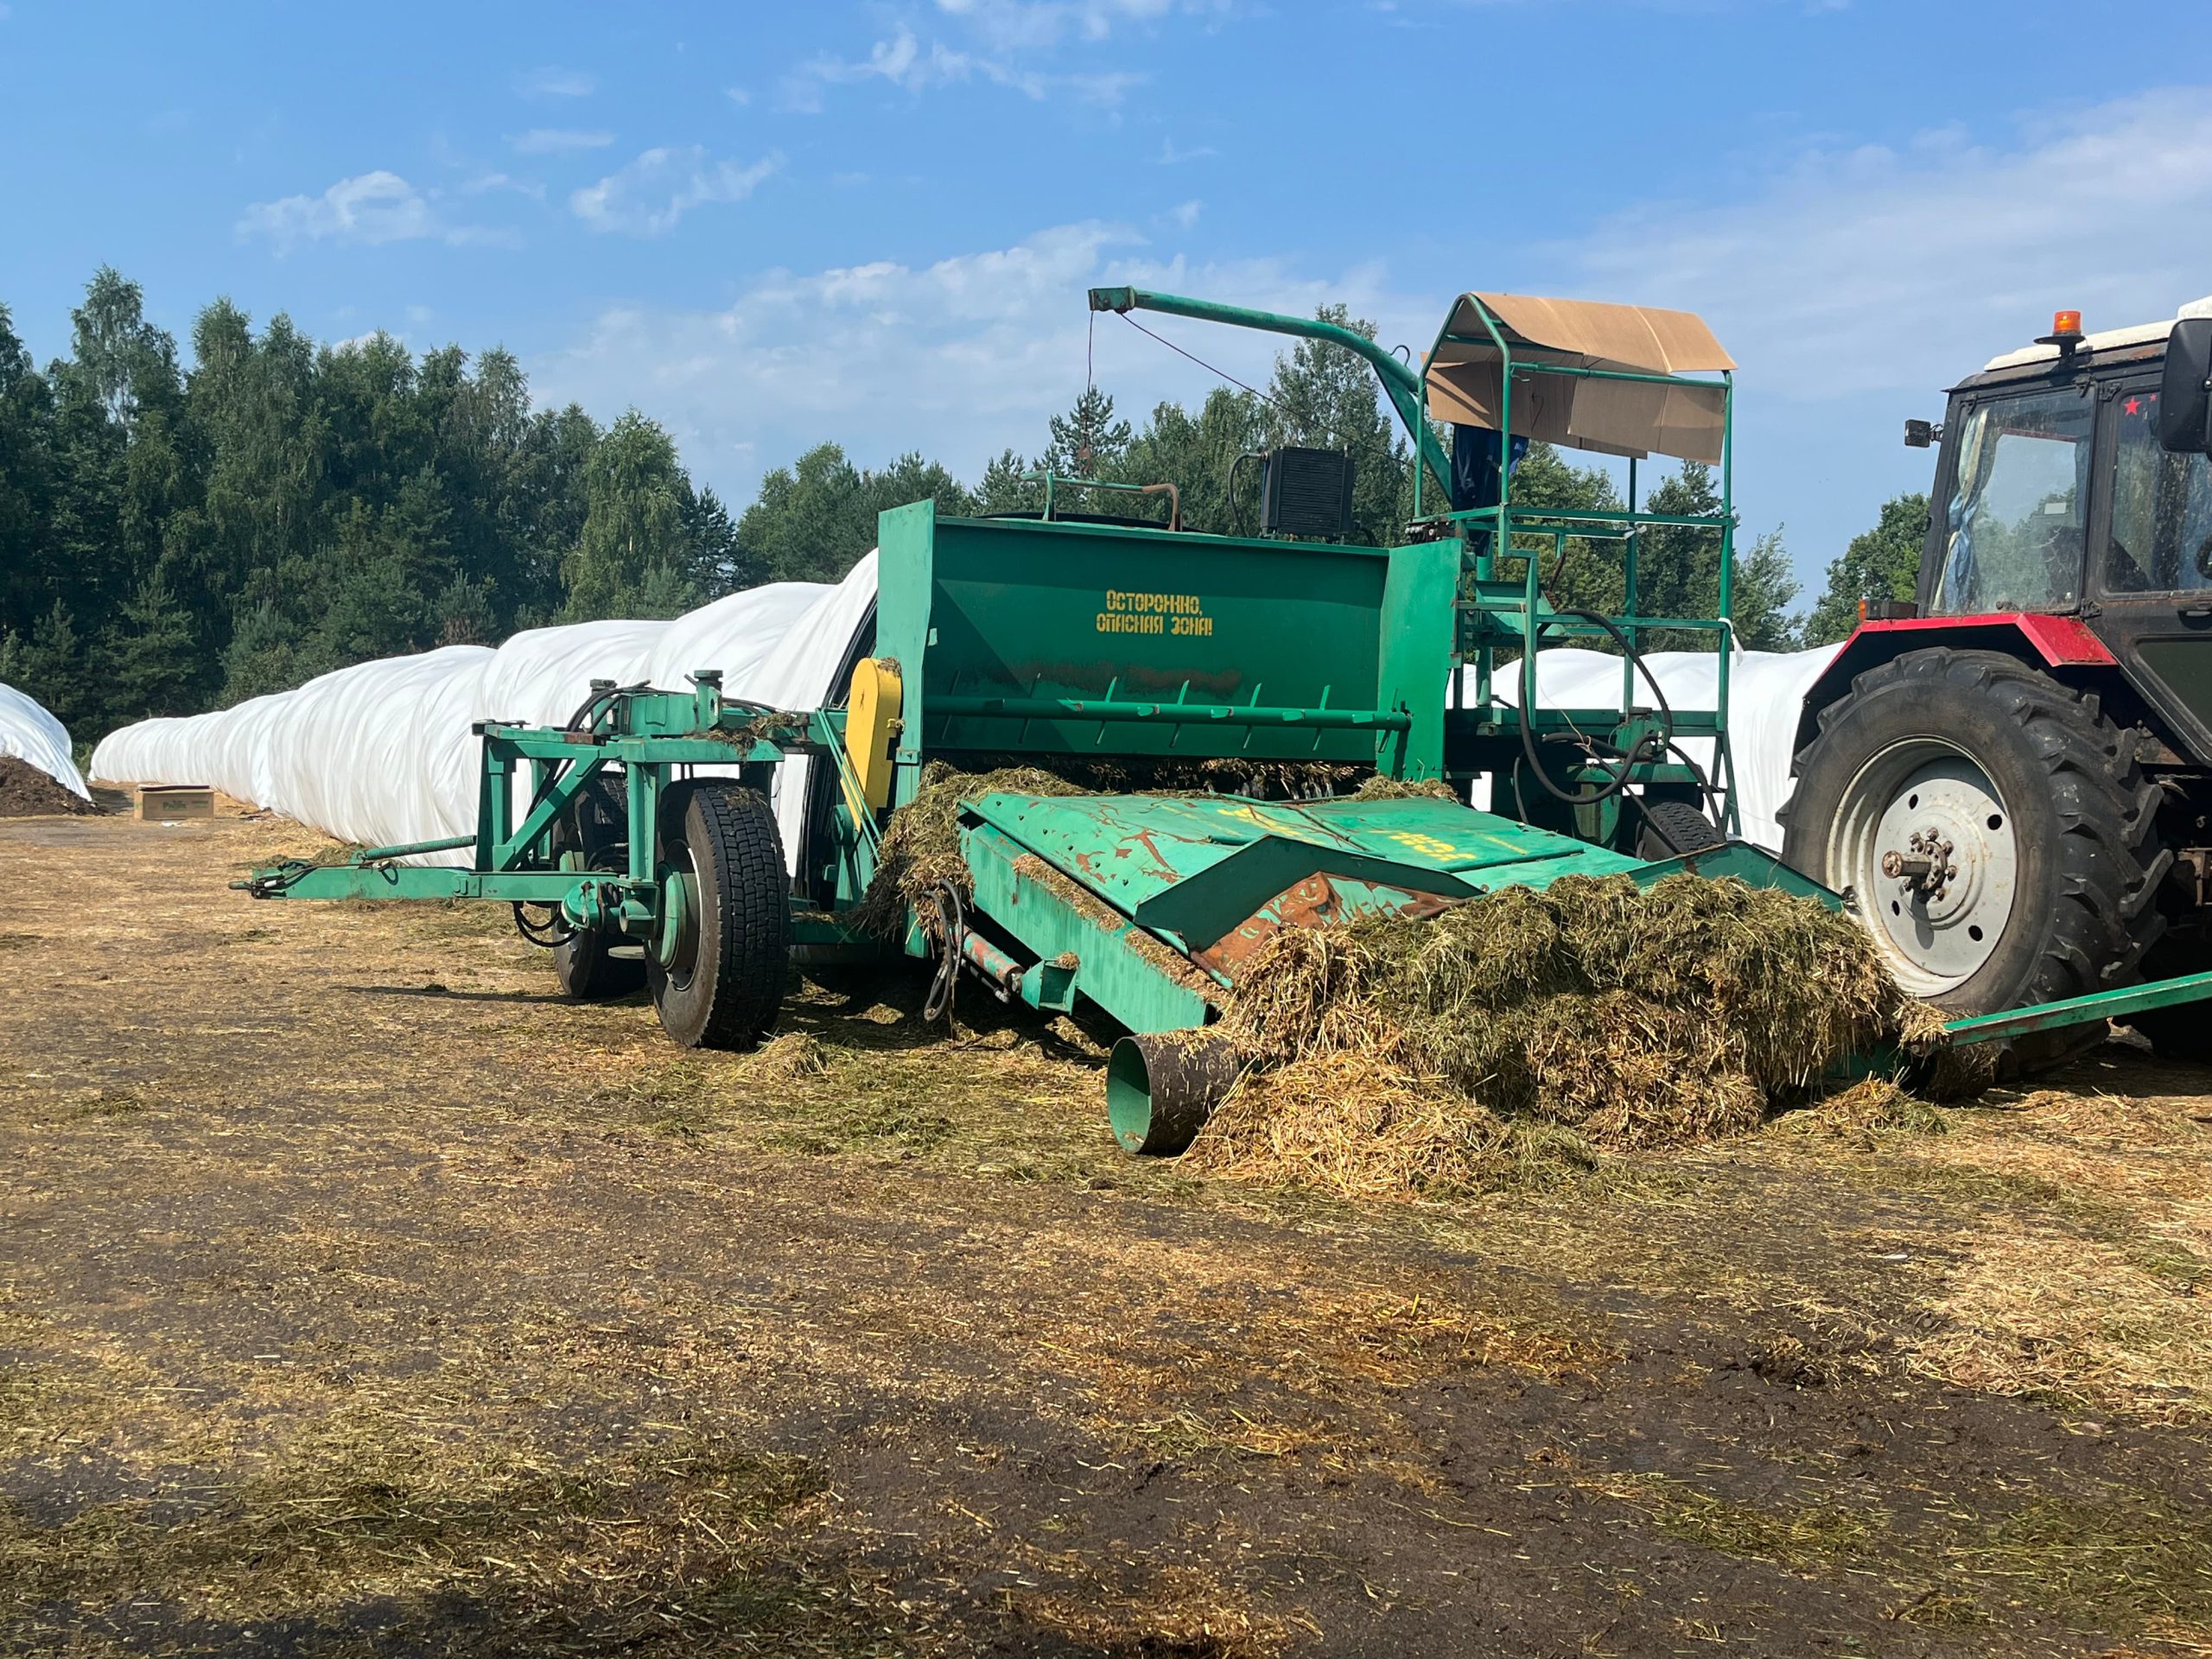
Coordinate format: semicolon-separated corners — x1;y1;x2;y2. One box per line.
1783;304;2212;1063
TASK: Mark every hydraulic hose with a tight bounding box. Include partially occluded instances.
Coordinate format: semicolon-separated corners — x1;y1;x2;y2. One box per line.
922;882;967;1025
1514;607;1680;807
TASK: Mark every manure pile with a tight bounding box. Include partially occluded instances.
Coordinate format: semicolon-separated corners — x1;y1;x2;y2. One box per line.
0;755;99;818
1190;873;1920;1199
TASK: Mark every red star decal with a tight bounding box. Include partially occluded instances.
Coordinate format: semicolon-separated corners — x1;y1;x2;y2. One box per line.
2125;397;2142;416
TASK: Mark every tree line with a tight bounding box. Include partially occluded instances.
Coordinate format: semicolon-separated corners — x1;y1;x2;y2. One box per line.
0;270;1926;743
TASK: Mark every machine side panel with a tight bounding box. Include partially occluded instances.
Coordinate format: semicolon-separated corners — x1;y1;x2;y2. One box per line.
1378;537;1459;778
874;499;941;806
917;515;1395;765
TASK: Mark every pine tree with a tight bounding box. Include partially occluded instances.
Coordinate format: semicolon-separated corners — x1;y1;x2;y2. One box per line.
563;411;689;618
1041;386;1130;480
220;600;307;704
0;601;92;728
111;570;198;719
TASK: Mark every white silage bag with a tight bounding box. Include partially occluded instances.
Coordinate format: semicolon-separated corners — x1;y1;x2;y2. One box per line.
92;554;885;876
1470;643;1841;852
0;681;91;799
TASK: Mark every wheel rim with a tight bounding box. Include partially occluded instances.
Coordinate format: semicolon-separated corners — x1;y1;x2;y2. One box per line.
1826;737;2018;997
657;842;702;988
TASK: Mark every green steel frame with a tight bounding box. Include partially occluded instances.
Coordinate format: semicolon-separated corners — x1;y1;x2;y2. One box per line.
236;672;848;957
1087;286;1744;836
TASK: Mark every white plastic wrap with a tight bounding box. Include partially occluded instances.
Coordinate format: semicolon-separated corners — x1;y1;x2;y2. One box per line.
0;681;91;799
1472;644;1842;851
92;563;1835;867
92;555;881;870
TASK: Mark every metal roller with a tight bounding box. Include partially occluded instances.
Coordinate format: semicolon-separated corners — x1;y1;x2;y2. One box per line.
1105;1032;1243;1156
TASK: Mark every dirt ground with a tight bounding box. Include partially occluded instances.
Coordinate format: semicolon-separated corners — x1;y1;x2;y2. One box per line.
3;805;2211;1657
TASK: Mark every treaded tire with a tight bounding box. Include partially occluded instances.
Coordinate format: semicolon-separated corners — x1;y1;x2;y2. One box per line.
1781;647;2168;1070
553;777;647;1001
647;782;791;1050
1637;798;1726;860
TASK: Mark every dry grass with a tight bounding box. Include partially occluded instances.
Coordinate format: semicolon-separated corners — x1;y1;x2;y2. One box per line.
853;761;1087;938
1575;1463;2212;1636
1878;1087;2212;1420
1192;873;1913;1199
11;806;2212;1655
741;1030;834;1081
1183;1053;1597;1202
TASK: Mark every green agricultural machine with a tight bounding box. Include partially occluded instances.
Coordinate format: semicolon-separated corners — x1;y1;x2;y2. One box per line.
243;287;2212;1145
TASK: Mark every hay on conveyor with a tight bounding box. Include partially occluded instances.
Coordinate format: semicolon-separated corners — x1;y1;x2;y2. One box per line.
1350;774;1462;802
855;761;1088;937
855;760;1422;938
1189;873;1918;1198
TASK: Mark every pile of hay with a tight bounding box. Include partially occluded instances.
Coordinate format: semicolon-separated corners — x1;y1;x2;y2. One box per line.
1188;873;1914;1198
855;761;1089;937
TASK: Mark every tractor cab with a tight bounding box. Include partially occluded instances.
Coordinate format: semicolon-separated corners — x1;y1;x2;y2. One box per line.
1786;302;2212;1064
1918;307;2212;752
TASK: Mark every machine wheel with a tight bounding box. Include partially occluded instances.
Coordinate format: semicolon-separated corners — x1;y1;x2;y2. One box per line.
1781;648;2167;1061
1636;797;1726;860
551;778;646;1001
647;783;791;1049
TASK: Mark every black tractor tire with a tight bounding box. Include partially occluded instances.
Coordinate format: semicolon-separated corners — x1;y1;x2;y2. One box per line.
1780;647;2168;1071
647;782;791;1050
551;777;647;1001
1637;797;1727;860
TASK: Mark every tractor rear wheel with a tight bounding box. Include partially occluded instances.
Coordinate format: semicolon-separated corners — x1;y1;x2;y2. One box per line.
647;782;791;1049
551;777;647;1001
1781;647;2167;1065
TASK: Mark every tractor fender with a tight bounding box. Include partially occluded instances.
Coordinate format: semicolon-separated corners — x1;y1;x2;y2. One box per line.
1791;614;2115;755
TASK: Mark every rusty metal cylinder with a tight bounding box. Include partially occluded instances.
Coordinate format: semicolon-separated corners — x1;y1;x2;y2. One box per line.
1106;1031;1243;1156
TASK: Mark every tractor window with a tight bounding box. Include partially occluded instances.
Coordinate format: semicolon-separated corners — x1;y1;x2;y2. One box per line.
1929;386;2092;614
2101;389;2212;594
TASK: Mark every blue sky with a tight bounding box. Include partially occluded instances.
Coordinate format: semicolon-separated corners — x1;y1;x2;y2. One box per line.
3;0;2209;599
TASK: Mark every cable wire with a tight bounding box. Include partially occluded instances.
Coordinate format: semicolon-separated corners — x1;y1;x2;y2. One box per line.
1115;315;1300;420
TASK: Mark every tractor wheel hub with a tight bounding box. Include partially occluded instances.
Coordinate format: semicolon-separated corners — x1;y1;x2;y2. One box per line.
1829;739;2018;997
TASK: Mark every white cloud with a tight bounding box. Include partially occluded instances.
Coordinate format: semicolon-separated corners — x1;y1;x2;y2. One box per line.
1168;198;1201;228
933;0;1230;52
1562;88;2212;401
569;146;781;237
238;171;509;253
725;86;752;105
509;127;614;154
782;22;1142;111
516;66;595;98
1154;137;1216;165
1543;85;2212;579
531;221;1416;507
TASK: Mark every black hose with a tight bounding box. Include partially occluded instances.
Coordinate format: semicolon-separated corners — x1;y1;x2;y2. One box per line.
512;900;571;947
922;883;965;1025
566;681;649;734
1513;608;1681;807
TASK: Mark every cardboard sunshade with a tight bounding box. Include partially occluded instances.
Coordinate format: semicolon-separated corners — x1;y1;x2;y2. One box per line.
1425;294;1735;464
